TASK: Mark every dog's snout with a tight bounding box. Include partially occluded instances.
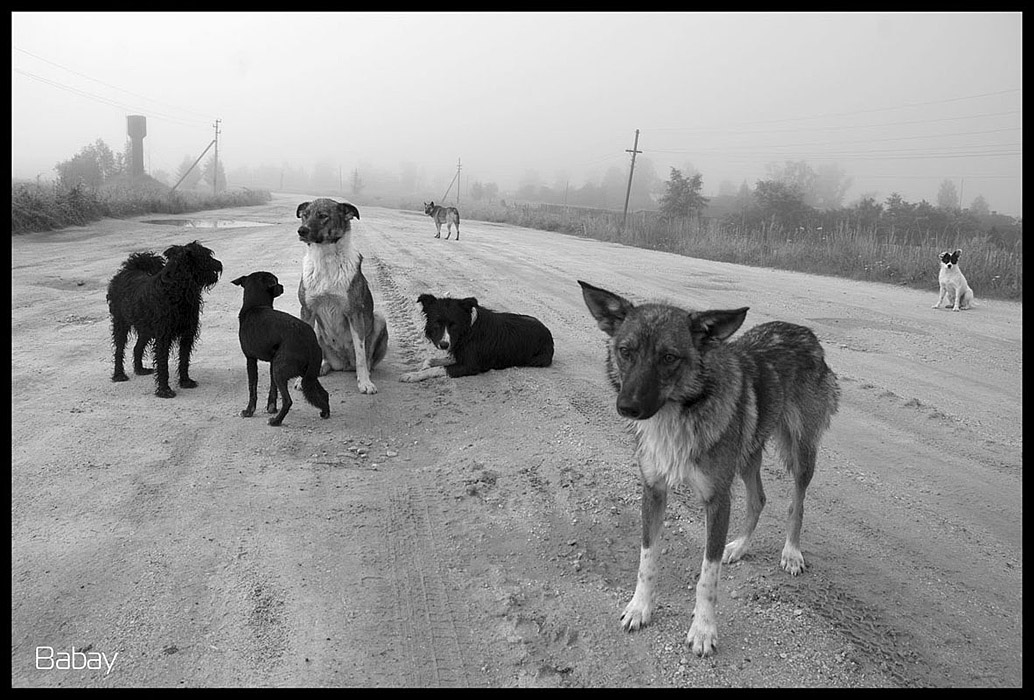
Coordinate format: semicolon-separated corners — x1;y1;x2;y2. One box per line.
438;340;450;350
616;398;646;420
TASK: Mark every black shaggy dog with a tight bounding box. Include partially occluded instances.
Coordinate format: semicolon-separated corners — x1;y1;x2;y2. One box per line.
107;240;222;398
232;271;330;426
399;293;554;382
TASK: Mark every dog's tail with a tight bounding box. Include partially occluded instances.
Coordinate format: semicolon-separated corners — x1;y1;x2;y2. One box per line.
299;374;330;418
122;251;166;275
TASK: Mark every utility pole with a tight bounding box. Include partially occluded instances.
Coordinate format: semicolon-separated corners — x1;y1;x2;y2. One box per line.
213;118;221;195
622;129;642;231
456;158;462;206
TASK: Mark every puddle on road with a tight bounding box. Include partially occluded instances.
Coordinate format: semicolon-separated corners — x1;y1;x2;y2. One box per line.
143;219;272;229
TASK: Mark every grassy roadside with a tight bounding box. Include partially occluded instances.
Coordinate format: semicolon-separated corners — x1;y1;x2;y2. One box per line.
416;199;1022;302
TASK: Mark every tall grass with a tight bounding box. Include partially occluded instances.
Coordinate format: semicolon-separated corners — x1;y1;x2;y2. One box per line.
11;179;272;235
429;200;1021;301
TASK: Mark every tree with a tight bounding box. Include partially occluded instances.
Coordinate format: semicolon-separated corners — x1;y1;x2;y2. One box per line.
175;155;204;190
54;139;124;189
659;167;708;219
813;163;853;210
483;182;499;203
969;194;991;218
200;155;226;192
470;180;484;201
936;179;960;211
350;168;365;197
753;179;812;227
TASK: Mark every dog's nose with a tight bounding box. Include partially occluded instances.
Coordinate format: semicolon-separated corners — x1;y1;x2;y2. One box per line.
438;340;450;350
616;399;645;419
297;226;308;236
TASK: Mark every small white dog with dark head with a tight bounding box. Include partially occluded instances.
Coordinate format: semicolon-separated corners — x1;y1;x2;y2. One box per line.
932;249;974;312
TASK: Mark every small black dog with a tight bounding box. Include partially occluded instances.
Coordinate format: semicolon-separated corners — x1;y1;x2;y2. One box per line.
232;271;330;426
399;293;554;381
107;240;222;397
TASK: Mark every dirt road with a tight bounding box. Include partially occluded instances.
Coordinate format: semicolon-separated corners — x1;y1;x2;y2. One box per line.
11;194;1022;687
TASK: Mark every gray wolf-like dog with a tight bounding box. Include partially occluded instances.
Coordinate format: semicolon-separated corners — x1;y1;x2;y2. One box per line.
423;201;460;240
296;198;389;394
932;249;974;311
579;280;840;657
232;271;330;426
107;240;222;398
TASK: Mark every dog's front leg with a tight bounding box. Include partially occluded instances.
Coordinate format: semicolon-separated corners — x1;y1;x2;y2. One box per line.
688;490;731;657
349;322;377;394
621;478;667;632
177;334;197;388
932;284;946;309
152;336;175;398
240;357;259;417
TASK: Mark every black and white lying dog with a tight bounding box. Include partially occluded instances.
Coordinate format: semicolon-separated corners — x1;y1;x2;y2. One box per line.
399;294;554;381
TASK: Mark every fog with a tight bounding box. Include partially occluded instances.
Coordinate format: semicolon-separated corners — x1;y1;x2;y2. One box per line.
11;12;1023;216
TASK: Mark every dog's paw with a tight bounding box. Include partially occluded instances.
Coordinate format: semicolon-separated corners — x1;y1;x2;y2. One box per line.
134;367;154;376
179;378;198;389
358;378;378;394
952;307;961;312
399;371;420;383
722;537;750;565
320;409;330;419
619;597;653;632
687;616;718;657
318;362;333;377
268;415;284;426
266;402;278;414
240;408;255;418
780;543;806;575
155;387;176;399
112;373;130;383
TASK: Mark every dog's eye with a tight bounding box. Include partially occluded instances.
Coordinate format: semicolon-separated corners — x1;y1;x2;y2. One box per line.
617;346;632;361
662;353;679;365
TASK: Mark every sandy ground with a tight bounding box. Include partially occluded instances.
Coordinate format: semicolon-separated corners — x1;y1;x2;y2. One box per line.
11;194;1022;687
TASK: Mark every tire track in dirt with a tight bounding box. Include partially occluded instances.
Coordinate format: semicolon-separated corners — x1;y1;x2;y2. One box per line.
383;482;481;687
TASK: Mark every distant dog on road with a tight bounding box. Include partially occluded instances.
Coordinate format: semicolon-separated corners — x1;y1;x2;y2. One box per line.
424;201;460;240
579;280;840;657
107;240;222;398
400;293;553;381
296;198;389;394
232;271;330;426
932;249;974;311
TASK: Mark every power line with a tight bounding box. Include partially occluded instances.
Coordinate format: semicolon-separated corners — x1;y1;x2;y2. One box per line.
13;45;215;123
14;67;210;130
647;88;1022;132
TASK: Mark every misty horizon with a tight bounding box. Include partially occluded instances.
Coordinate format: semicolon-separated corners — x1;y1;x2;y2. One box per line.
11;12;1023;217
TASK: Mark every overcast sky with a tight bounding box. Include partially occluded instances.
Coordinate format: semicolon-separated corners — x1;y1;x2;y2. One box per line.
11;11;1023;216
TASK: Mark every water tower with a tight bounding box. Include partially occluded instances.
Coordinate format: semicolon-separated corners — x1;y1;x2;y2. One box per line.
126;115;146;177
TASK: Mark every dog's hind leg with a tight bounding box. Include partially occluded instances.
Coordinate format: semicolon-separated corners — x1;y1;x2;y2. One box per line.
267;364;293;426
620;479;667;633
240;357;260;418
152;336;176;398
111;320;131;382
265;363;279;415
130;332;154;376
781;439;817;575
723;448;766;565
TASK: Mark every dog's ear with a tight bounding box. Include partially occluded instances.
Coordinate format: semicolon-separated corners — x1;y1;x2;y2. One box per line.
953;249;963;259
579;280;635;337
338;202;360;221
296;202;311;219
690;307;749;347
162;244;183;260
459;297;479;311
231;275;247;287
416;293;436;311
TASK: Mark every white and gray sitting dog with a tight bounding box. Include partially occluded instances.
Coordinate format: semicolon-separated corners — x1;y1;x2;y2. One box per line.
931;249;974;312
296;199;389;394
